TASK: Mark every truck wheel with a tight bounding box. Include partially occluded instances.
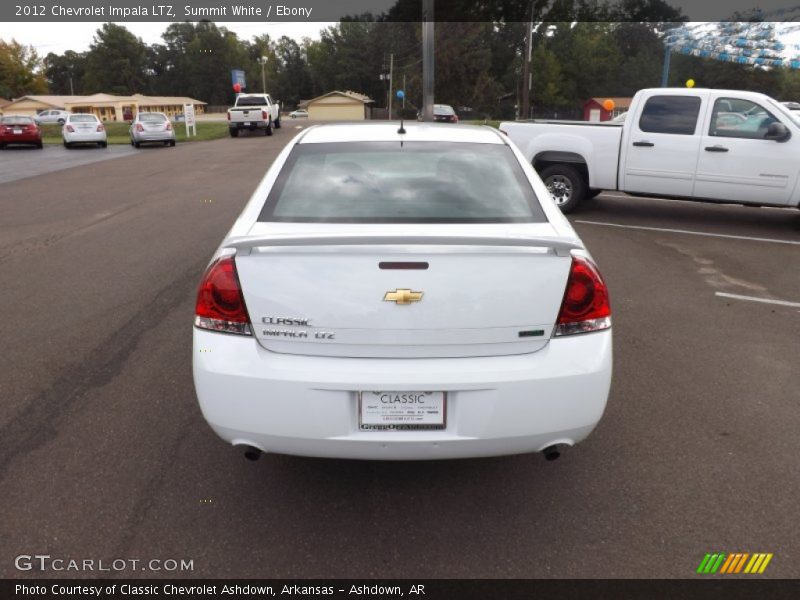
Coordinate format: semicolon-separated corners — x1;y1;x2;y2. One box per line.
229;128;239;138
539;164;586;213
274;117;281;129
265;120;273;136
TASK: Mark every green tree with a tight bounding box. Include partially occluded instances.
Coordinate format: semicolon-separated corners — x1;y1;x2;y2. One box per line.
83;23;149;94
44;50;87;95
0;39;48;97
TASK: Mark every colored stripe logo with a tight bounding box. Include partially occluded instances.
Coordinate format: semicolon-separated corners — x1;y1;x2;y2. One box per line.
697;552;773;574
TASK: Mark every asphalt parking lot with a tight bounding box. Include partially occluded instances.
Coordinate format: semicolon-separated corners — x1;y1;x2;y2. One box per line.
0;144;140;185
1;128;798;579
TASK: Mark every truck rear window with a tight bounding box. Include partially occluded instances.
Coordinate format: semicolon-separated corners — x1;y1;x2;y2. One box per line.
258;142;547;223
236;96;269;107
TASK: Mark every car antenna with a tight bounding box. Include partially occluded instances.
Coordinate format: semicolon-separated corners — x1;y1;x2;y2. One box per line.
396;90;406;135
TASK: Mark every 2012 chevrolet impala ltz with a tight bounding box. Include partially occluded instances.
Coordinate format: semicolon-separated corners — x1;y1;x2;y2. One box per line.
192;123;612;461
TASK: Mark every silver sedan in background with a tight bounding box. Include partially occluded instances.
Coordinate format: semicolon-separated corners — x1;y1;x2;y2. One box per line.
130;112;176;148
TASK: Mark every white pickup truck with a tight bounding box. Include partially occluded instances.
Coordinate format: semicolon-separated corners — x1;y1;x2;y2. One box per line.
500;88;800;212
227;93;281;137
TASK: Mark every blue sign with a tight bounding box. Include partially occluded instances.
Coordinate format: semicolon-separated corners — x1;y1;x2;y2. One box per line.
231;69;246;89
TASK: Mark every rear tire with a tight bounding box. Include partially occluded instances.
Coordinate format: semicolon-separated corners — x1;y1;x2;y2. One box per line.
0;143;5;150
274;117;281;129
100;141;107;148
265;120;273;136
229;128;239;138
169;139;176;147
36;141;43;149
539;164;586;214
134;141;141;148
64;141;71;149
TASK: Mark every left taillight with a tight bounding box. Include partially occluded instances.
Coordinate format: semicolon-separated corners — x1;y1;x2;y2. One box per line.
194;256;253;336
97;124;104;132
553;256;611;337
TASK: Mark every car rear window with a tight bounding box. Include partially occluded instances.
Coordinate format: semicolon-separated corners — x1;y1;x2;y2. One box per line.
434;105;455;115
258;142;547;223
2;117;33;125
236;96;268;107
139;113;167;122
71;114;98;123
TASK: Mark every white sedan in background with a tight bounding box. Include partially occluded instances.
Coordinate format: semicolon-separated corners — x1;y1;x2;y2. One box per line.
193;123;612;462
62;113;107;148
129;111;176;147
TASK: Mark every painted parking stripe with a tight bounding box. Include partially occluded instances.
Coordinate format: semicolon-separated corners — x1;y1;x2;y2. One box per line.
715;292;800;308
574;220;800;246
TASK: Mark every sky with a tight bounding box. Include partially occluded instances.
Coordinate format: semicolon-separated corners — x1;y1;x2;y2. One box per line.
6;22;335;56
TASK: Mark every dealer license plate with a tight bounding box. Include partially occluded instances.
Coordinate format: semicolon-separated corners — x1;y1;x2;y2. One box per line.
359;391;446;430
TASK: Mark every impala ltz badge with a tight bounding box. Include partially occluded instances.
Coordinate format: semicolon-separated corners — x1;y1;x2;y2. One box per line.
384;289;423;305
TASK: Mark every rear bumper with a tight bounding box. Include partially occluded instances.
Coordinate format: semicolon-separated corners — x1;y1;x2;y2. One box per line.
230;120;269;129
193;328;612;460
64;132;106;143
0;134;40;144
133;131;175;142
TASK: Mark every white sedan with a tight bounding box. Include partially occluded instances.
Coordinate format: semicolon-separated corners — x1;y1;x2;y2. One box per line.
193;123;612;461
63;113;107;148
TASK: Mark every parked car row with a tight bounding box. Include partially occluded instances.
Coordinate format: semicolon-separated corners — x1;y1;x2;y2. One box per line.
0;111;177;150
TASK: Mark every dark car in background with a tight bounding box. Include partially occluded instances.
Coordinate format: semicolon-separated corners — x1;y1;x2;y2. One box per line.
0;116;43;149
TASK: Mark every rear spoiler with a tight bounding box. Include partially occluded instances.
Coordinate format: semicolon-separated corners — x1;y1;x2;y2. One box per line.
225;235;582;257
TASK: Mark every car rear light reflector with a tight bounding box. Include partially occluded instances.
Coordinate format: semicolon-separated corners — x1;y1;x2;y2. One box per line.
195;256;253;336
554;256;611;336
66;125;75;132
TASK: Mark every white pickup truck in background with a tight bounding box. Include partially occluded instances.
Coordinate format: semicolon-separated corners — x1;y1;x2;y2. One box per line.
227;93;281;137
500;88;800;212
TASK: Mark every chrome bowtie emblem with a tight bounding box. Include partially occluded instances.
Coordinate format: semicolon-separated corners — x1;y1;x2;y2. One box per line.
383;289;423;305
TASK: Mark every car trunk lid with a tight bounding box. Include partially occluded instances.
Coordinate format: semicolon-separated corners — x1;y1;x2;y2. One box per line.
232;226;578;358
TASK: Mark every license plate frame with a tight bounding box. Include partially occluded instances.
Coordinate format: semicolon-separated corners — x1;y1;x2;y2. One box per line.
358;391;447;431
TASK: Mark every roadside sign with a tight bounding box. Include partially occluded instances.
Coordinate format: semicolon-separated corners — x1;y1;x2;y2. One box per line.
231;69;246;89
184;103;197;137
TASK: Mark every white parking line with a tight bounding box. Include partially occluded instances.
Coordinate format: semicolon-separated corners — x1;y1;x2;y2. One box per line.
715;292;800;308
574;220;800;246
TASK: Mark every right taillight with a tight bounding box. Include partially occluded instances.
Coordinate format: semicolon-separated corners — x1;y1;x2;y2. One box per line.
554;256;611;336
194;256;253;336
65;124;75;132
135;123;144;132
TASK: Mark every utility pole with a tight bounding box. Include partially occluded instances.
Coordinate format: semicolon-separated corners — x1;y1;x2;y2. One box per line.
521;2;534;119
260;56;267;93
388;53;394;119
422;0;434;121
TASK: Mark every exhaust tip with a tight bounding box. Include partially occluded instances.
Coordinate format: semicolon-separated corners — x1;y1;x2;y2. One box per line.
542;445;561;461
239;445;262;461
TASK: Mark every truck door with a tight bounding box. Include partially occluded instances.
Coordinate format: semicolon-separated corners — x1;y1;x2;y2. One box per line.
621;94;703;197
694;97;797;206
